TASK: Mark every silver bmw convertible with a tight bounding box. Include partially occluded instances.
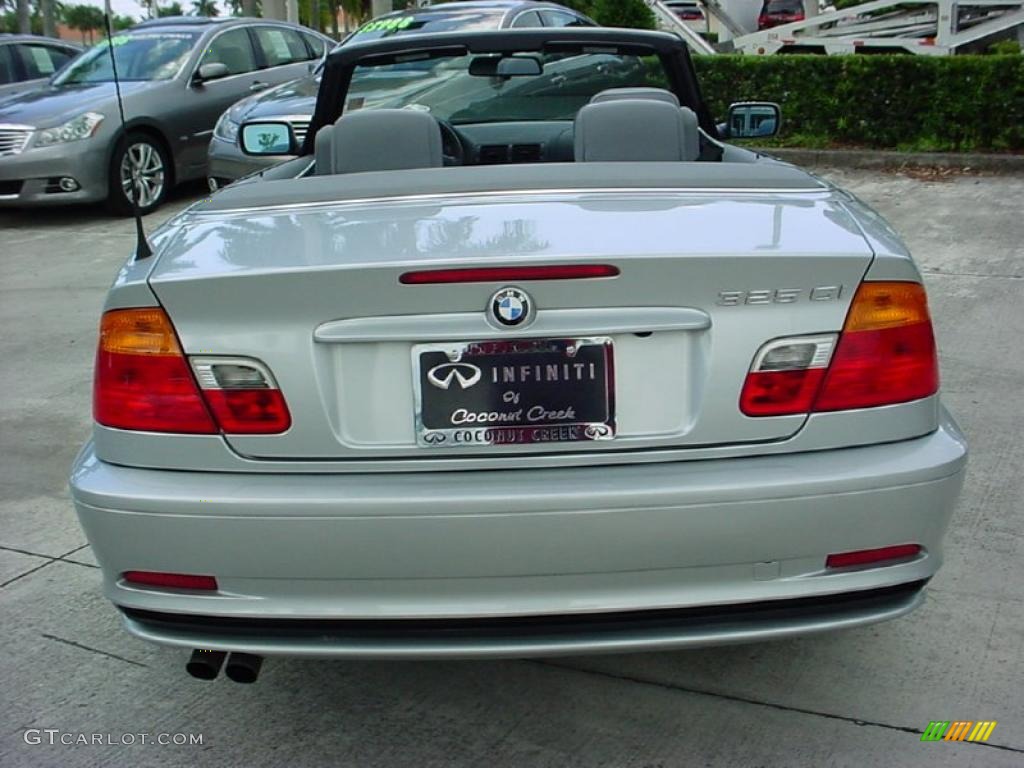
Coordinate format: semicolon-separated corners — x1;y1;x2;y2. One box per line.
70;28;967;682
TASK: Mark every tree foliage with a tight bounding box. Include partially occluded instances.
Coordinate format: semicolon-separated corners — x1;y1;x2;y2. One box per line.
192;0;218;16
45;4;133;41
62;3;104;41
298;0;343;32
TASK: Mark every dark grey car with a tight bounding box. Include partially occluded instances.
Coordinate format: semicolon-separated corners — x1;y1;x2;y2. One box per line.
0;17;332;213
0;34;81;101
208;0;594;186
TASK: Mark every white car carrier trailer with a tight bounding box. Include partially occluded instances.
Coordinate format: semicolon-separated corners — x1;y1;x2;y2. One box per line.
647;0;1024;54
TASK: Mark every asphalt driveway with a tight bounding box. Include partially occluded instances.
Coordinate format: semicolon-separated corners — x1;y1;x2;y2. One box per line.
1;170;1021;767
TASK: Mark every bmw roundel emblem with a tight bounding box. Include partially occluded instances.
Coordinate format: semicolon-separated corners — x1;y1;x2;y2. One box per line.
490;287;532;327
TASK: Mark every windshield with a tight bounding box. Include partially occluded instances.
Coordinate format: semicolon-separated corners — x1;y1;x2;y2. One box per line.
53;31;198;85
345;51;670;124
350;10;506;42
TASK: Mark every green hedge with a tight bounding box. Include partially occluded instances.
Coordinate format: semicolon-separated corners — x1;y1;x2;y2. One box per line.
692;55;1024;152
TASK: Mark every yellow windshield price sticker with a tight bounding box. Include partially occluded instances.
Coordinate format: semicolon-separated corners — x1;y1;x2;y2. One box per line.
358;16;414;33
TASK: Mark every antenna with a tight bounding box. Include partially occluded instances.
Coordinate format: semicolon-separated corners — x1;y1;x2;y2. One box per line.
104;12;153;261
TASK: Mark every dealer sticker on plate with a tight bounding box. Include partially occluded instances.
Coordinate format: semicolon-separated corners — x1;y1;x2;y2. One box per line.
413;337;615;448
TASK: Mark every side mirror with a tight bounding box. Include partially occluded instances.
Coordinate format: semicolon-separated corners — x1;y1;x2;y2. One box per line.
723;101;781;139
468;55;543;78
239;121;296;156
194;62;230;84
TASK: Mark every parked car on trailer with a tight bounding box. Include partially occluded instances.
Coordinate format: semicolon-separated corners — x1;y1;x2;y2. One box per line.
664;1;707;30
70;28;966;680
758;0;806;29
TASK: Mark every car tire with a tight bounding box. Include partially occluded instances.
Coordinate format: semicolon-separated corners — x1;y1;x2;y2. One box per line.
108;132;171;216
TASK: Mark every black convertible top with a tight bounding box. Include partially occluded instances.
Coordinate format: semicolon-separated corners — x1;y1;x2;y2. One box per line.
301;28;718;156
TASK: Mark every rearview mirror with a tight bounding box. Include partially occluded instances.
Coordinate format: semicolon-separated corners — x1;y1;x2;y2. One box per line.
723;102;781;139
240;121;296;156
195;62;230;83
468;55;543;78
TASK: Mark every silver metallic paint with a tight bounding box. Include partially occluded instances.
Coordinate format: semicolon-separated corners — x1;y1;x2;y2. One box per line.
70;157;968;656
71;416;965;656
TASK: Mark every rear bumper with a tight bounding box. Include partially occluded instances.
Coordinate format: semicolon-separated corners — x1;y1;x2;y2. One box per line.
121;581;928;659
69;414;967;658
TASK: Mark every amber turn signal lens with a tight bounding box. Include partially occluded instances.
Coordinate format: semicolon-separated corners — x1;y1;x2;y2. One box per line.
841;282;930;332
99;307;182;356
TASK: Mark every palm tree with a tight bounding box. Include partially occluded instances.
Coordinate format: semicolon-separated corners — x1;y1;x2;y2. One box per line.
15;0;29;33
63;3;103;43
41;0;56;37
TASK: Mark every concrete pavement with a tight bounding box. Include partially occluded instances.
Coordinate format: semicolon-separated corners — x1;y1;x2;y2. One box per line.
1;171;1022;767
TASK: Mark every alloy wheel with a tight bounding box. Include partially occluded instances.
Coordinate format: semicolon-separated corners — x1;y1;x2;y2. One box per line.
119;141;166;209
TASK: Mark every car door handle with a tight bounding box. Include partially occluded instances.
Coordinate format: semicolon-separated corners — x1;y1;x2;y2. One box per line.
249;81;269;92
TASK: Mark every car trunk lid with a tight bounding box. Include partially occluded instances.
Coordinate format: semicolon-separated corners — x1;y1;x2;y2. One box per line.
148;180;874;462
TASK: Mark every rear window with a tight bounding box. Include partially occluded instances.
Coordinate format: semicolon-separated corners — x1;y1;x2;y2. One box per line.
0;45;15;85
763;0;804;12
16;43;75;78
254;26;312;66
350;10;506;41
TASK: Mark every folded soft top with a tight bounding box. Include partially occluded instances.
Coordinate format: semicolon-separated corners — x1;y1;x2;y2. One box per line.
195;161;827;214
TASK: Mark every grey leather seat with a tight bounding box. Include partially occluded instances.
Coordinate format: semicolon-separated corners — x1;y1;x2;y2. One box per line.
576;88;700;162
590;87;681;107
315;109;444;175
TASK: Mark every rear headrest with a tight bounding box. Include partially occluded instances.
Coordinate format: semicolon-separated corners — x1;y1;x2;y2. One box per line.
574;100;701;162
590;87;680;107
315;109;443;175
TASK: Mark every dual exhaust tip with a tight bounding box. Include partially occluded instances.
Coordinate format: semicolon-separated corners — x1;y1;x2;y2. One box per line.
186;650;262;683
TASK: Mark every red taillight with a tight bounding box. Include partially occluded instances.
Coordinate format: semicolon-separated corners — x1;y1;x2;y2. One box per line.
202;389;291;434
741;368;826;417
814;322;937;411
94;309;290;435
94;308;216;434
825;544;922;569
740;282;938;417
122;571;218;590
740;335;836;417
190;358;291;434
814;282;938;411
400;264;620;284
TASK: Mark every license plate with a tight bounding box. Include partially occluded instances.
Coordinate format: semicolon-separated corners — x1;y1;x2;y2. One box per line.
413;338;615;448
